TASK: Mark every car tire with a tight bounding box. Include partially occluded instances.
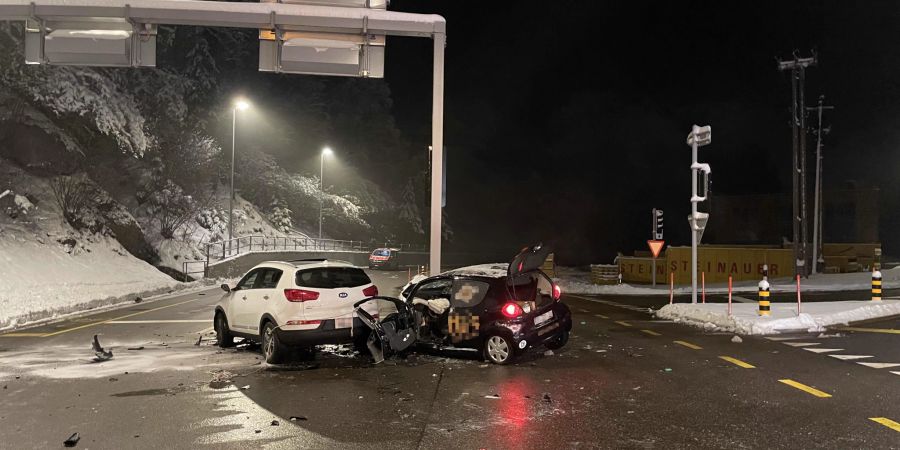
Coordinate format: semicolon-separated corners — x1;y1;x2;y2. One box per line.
262;321;287;364
214;312;235;348
483;334;516;365
545;329;569;350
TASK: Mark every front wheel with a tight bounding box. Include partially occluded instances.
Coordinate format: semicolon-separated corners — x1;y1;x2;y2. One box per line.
484;334;516;365
545;329;569;350
214;312;234;348
262;322;287;364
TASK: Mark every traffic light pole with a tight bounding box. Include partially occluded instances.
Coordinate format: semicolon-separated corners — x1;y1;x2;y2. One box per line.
691;134;699;304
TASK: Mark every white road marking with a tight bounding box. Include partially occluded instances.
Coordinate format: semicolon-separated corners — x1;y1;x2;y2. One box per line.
892;371;900;377
107;320;211;324
784;342;821;347
858;362;900;369
829;354;874;361
804;348;844;354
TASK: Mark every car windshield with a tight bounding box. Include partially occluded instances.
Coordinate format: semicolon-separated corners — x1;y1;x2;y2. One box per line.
296;267;372;289
373;249;391;256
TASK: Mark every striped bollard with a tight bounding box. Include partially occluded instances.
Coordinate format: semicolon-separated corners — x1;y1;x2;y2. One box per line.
872;270;882;301
758;279;771;316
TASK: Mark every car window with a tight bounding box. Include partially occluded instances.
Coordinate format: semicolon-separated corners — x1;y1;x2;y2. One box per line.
258;269;283;289
373;249;391;256
450;280;490;308
236;269;261;290
508;272;553;308
296;267;372;289
413;278;453;300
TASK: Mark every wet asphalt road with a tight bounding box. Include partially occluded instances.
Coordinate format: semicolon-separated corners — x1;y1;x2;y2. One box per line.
1;271;899;449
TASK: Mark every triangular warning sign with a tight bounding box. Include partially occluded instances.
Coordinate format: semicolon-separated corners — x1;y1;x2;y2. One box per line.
647;240;665;258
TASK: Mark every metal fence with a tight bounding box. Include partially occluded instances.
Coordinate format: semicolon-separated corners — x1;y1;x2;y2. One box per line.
182;260;209;281
203;235;425;263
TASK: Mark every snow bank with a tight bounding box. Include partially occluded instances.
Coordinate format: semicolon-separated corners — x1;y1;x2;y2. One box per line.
556;266;900;296
0;234;180;330
655;300;900;335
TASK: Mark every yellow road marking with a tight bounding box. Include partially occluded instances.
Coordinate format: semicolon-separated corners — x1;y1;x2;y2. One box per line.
614;320;632;327
0;332;49;337
719;356;755;368
673;340;702;350
839;327;900;335
870;417;900;433
640;329;661;336
594;314;609;319
778;379;832;398
40;298;199;338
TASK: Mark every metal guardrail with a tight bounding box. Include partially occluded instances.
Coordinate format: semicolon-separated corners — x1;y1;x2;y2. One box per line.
182;260;208;281
203;235;425;264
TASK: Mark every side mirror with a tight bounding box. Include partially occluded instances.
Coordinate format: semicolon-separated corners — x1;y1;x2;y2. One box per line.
221;284;231;292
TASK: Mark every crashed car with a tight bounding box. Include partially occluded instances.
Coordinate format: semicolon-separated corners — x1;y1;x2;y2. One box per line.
368;247;401;270
354;244;571;365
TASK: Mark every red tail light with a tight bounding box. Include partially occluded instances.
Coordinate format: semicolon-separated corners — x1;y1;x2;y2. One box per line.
552;284;562;301
501;302;524;319
363;285;378;297
284;289;319;302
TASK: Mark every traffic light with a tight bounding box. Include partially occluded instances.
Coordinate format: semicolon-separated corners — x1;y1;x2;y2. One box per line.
653;208;664;240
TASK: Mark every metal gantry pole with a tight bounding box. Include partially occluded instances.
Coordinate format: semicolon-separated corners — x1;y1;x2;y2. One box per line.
809;96;833;275
429;31;445;276
228;106;236;255
798;66;809;277
790;68;801;278
691;126;699;304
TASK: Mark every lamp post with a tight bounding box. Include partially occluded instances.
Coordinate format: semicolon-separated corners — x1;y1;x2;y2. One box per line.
228;99;249;254
319;147;333;241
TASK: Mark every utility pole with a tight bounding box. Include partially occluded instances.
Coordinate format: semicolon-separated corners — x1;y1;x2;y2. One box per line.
777;51;816;278
807;95;833;275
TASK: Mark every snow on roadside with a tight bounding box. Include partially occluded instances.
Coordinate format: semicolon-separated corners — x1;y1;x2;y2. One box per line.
655;300;900;335
556;266;900;296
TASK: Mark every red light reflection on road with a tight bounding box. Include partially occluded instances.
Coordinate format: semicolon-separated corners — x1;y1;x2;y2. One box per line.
497;376;533;447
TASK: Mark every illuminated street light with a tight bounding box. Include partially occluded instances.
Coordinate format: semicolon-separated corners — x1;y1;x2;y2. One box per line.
228;98;251;254
319;147;333;241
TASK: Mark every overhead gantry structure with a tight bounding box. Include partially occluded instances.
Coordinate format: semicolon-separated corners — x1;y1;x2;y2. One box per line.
0;0;447;275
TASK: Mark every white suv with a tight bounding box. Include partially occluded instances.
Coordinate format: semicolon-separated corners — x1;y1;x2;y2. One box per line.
214;260;379;363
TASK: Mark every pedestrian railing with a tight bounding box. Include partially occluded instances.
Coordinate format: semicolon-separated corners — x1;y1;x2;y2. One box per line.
203;235;425;264
182;260;209;281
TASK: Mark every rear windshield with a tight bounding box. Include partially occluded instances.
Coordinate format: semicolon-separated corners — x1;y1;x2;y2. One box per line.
296;267;372;289
372;249;391;256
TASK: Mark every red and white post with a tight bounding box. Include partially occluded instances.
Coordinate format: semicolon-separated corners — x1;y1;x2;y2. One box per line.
727;275;733;316
669;271;675;305
701;272;706;304
796;274;803;315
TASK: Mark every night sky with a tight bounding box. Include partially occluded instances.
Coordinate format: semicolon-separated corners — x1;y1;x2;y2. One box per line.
379;2;900;264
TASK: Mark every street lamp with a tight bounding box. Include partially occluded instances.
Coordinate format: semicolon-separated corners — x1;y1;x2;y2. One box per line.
228;98;250;254
319;147;333;241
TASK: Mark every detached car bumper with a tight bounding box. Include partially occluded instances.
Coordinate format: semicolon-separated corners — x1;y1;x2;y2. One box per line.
276;318;368;346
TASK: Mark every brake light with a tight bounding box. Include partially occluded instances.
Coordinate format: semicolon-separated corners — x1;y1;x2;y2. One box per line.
501;302;524;319
552;284;562;301
284;289;319;302
363;285;378;297
286;320;321;325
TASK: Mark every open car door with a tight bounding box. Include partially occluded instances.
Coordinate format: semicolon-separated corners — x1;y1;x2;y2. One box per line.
353;297;417;364
508;242;552;279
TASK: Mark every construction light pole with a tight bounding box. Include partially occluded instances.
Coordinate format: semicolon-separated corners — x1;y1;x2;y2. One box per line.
777;52;817;278
808;95;833;274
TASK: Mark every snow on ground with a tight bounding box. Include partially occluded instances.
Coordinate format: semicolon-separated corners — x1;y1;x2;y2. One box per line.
555;266;900;296
655;300;900;335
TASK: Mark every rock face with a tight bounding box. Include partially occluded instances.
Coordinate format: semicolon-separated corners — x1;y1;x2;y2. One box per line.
90;188;160;265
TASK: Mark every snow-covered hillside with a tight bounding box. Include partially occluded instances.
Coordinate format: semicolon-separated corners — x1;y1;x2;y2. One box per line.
0;163;180;330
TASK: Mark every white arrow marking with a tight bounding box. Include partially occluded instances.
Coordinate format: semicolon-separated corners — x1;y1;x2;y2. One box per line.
858;362;900;369
892;371;900;376
785;342;821;347
829;355;874;361
804;348;844;354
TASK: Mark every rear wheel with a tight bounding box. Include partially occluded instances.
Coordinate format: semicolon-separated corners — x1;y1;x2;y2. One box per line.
484;334;515;365
262;321;287;364
214;312;234;348
545;329;569;350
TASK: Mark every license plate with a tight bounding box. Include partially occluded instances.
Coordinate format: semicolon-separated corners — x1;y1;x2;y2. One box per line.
534;310;553;325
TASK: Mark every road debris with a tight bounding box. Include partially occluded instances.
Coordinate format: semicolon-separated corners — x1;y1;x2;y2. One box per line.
127;346;145;351
663;368;672;372
544;350;555;356
240;385;250;390
543;393;552;403
731;336;743;343
91;335;113;361
289;416;308;421
134;297;143;303
63;432;80;447
271;420;280;426
484;394;501;399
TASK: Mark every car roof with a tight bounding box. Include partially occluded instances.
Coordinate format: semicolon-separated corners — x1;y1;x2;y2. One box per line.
442;263;509;279
252;260;358;271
